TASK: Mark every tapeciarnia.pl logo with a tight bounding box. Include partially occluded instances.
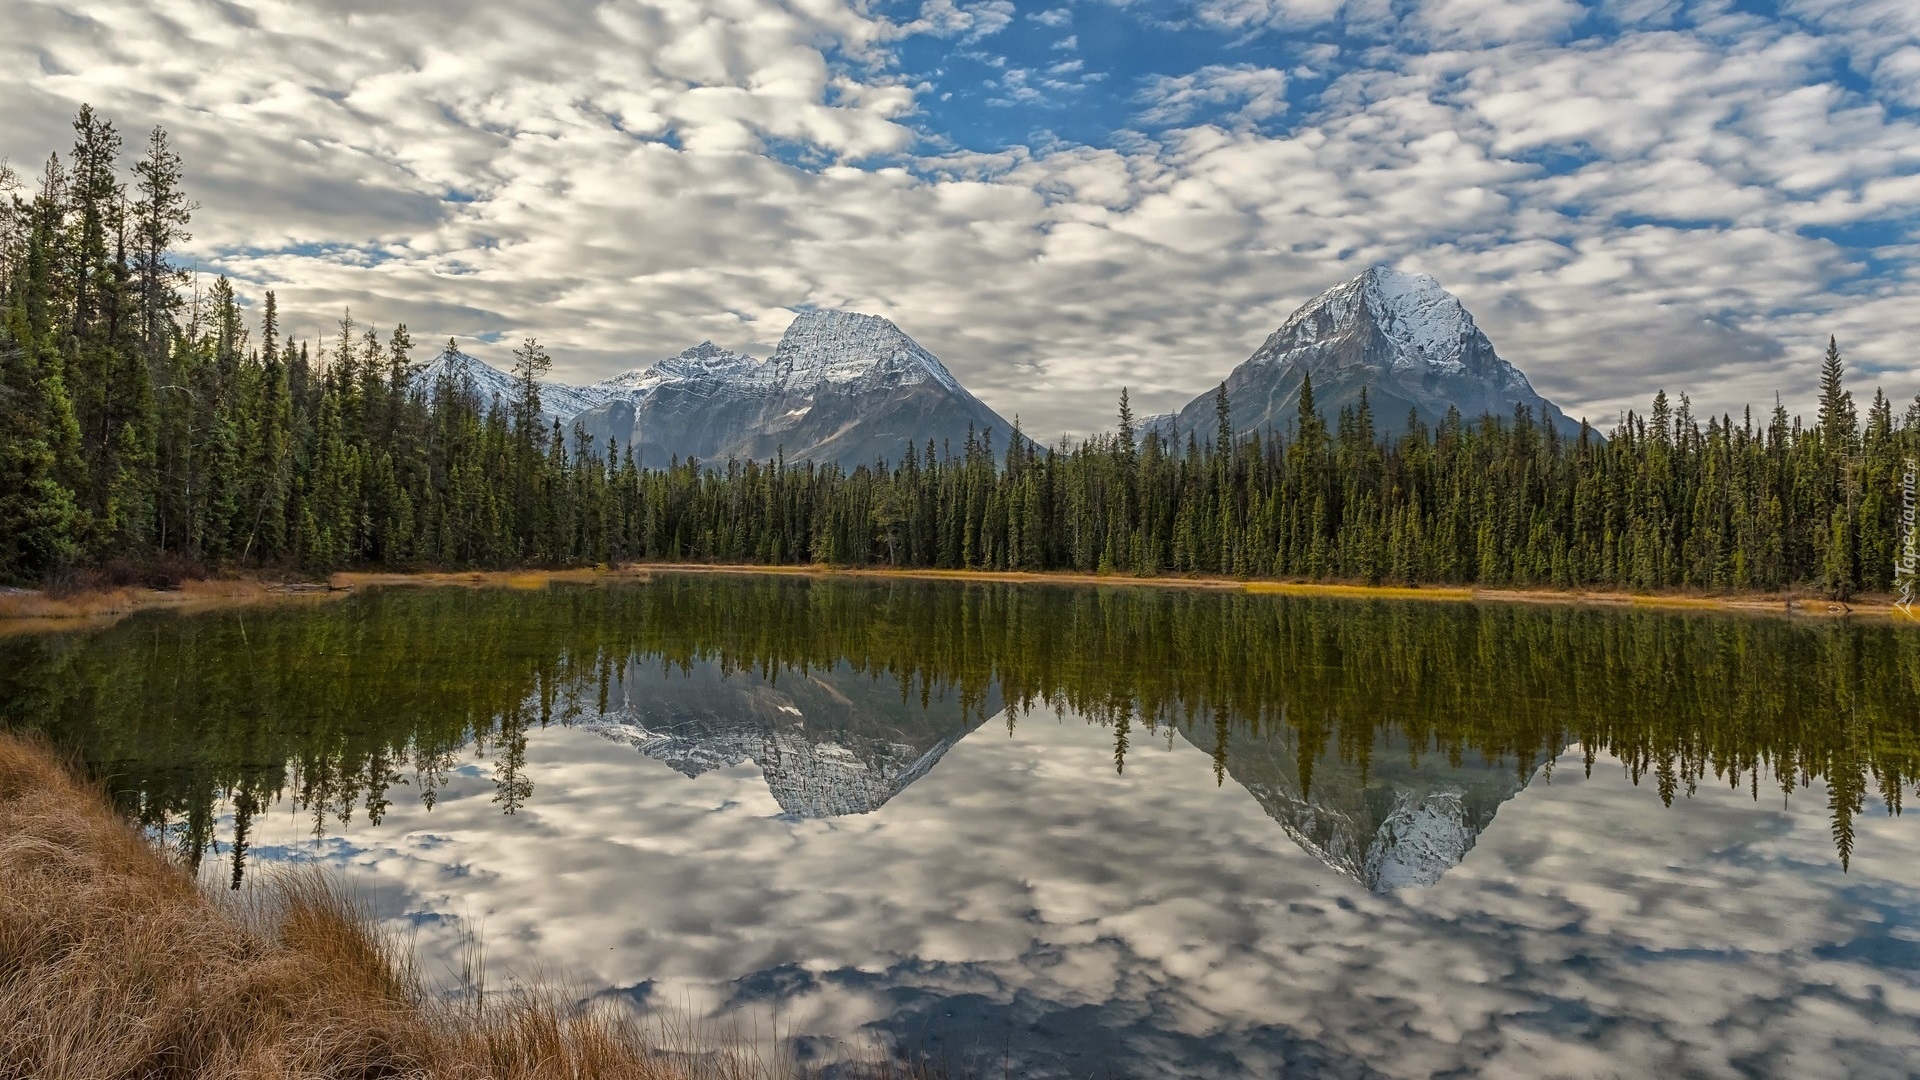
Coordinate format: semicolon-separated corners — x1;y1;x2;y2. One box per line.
1898;457;1918;619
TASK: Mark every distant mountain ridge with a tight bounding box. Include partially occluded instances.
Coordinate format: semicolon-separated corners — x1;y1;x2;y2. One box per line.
413;347;616;424
1157;267;1587;444
420;270;1587;469
572;310;1015;469
419;310;1018;470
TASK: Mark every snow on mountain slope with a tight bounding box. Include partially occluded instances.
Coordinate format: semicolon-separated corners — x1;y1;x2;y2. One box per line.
1250;267;1479;371
1166;266;1588;443
570;310;1018;469
1185;723;1545;892
411;309;1010;470
573;658;998;818
769;309;966;396
587;341;767;400
414;348;612;421
1361;268;1476;372
580;311;964;410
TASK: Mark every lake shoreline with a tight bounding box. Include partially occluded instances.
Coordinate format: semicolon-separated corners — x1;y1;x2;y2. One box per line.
2;562;1912;629
0;730;938;1080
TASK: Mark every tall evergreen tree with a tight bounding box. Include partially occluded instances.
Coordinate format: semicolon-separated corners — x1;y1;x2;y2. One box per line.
1818;336;1857;450
131;126;193;359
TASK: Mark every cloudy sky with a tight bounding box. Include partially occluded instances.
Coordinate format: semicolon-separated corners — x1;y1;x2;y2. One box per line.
4;0;1918;438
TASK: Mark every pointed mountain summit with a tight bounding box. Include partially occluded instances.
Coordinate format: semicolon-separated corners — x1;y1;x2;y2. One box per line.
1162;268;1587;443
572;310;1017;468
590;340;765;397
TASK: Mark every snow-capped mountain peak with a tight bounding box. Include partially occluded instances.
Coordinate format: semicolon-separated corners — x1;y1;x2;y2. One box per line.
1163;266;1586;443
1265;266;1475;373
1357;267;1476;372
591;341;765;399
772;309;965;396
567;310;1015;467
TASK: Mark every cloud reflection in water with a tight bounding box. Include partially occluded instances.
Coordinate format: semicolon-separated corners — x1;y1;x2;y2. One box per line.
232;704;1920;1079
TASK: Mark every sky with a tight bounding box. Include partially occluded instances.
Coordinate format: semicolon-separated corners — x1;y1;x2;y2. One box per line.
3;0;1918;439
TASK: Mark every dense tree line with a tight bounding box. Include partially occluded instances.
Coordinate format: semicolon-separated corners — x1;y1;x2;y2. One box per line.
4;107;1917;597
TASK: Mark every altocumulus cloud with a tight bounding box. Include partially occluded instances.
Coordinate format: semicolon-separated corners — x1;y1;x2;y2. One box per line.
2;0;1916;438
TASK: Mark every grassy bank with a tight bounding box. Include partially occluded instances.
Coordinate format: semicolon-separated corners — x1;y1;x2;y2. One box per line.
3;561;1913;630
0;576;354;640
338;563;1911;622
0;732;934;1079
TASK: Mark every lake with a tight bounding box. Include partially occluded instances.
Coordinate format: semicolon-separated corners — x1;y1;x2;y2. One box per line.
4;574;1919;1078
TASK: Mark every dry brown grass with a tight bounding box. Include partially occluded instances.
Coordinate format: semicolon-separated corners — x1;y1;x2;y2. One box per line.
0;579;343;637
9;560;1908;632
329;568;655;592
0;585;141;621
0;732;951;1080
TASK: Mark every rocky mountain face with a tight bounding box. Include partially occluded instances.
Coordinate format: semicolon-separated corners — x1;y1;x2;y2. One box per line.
1180;724;1549;891
578;658;999;818
571;311;1017;469
1160;267;1587;444
412;347;622;425
416;312;1015;470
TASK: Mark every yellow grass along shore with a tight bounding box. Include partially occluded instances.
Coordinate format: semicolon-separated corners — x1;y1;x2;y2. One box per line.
3;561;1912;631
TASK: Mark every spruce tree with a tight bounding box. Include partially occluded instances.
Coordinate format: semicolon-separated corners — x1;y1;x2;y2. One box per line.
511;338;550;449
0;292;81;580
1817;336;1857;450
131;126;192;359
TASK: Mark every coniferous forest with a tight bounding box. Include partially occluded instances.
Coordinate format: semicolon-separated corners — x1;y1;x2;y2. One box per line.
4;107;1917;596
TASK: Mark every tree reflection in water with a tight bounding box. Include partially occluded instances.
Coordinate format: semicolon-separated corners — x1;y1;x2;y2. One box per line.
1;574;1915;883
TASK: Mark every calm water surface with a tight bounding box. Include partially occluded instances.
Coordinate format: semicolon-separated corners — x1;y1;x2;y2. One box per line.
5;575;1920;1078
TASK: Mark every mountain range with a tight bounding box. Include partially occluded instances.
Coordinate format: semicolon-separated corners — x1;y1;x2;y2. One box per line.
424;268;1586;469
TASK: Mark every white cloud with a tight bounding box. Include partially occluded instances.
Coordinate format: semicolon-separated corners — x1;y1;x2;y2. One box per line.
2;0;1916;439
1193;0;1354;30
1029;6;1073;26
1413;0;1588;44
1784;0;1920;108
987;67;1048;106
1138;64;1292;125
904;0;1016;43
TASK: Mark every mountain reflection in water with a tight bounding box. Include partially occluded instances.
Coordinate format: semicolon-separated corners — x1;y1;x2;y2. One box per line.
580;657;999;819
2;574;1918;1076
578;658;1523;889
